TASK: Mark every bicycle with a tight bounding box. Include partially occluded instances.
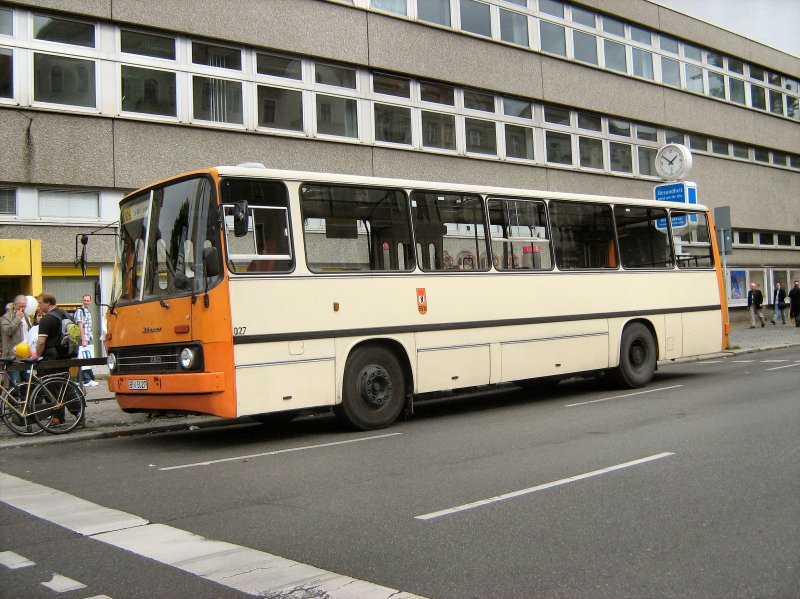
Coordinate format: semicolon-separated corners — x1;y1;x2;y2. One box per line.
0;357;86;436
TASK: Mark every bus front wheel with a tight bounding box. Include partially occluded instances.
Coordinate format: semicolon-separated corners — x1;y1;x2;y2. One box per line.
613;323;656;388
336;346;406;430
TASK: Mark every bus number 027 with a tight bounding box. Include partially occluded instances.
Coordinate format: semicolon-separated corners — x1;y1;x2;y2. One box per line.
233;327;246;336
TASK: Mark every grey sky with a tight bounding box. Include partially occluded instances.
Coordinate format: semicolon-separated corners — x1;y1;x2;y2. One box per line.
652;0;800;57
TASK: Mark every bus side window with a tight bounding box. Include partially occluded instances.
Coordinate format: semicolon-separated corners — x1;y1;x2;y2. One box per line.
487;198;553;271
614;205;674;269
411;192;488;272
673;211;714;269
549;201;618;270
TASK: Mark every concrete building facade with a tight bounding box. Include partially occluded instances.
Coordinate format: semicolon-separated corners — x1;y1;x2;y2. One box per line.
1;0;798;316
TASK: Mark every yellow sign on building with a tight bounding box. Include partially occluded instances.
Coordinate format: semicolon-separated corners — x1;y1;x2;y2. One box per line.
0;239;43;295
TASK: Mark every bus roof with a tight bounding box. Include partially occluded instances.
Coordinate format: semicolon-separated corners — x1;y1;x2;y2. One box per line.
131;165;709;212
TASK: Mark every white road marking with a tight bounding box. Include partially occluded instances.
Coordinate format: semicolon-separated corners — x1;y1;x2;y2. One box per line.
0;472;426;599
41;573;87;592
415;452;675;521
0;551;35;569
564;385;683;407
761;359;789;363
159;432;403;471
699;360;724;364
765;363;800;371
731;360;755;363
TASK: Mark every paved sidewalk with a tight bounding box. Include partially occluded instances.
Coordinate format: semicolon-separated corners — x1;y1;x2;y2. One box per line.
1;321;797;448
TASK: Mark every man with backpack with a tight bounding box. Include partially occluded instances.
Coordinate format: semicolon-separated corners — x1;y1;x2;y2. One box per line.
36;292;75;360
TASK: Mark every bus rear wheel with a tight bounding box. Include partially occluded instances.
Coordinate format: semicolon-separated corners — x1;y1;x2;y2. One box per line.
613;322;656;388
336;346;406;431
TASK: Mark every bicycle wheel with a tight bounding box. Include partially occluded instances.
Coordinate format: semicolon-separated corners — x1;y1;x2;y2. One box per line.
0;385;45;436
32;378;85;434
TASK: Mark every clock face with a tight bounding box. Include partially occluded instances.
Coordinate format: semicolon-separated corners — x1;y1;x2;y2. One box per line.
656;144;692;180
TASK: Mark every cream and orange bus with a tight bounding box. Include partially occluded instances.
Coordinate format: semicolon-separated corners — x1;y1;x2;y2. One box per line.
105;164;728;430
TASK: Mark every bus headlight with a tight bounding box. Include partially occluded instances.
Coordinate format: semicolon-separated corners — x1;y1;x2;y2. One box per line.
179;347;197;370
107;353;117;372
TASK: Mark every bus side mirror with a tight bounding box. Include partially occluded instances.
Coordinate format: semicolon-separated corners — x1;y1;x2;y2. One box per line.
203;246;220;278
232;201;249;237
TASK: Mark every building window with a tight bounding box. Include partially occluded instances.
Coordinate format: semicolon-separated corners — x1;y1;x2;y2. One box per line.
706;51;723;68
33;15;94;47
465;117;496;154
711;139;729;155
39;189;99;218
737;231;753;244
660;35;679;54
769;90;784;115
33;53;95;107
604;39;627;73
192;76;243;124
661;56;681;87
0;8;12;36
0;48;11;98
772;151;788;166
373;73;411;97
257;85;303;131
500;9;528;46
316;94;358;137
374;103;412;144
192;42;241;70
664;129;684;144
751;85;766;110
632;48;653;79
573;31;598;65
315;63;357;88
257;52;302;79
608;118;631;137
685;64;704;93
0;187;15;215
540;21;566;56
636;124;657;141
732;144;749;159
421;111;455;150
120;30;175;60
577;111;602;131
571;6;596;28
629;25;651;45
610;142;632;173
539;0;564;18
505;124;533;160
464;89;495;112
753;148;770;162
544;105;570;125
121;66;177;116
688;135;707;152
777;234;792;246
372;0;407;15
460;0;491;38
503;97;532;118
708;72;725;99
420;80;455;104
418;0;451;26
759;233;774;245
638;146;656;176
729;78;745;104
546;131;572;164
602;16;624;37
579;137;603;169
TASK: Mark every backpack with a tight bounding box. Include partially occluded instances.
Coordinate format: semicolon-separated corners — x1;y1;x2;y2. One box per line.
53;308;81;359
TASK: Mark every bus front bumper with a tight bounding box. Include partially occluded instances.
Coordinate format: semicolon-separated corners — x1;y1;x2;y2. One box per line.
109;372;225;395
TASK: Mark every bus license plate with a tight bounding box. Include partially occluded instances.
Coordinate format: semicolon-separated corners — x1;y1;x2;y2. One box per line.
128;379;148;390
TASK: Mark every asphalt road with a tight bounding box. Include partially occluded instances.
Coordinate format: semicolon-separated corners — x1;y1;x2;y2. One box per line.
1;347;798;598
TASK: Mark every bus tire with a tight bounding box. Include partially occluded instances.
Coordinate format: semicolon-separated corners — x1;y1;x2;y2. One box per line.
336;346;406;431
613;322;656;388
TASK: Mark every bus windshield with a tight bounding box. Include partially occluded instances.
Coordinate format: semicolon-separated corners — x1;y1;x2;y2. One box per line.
113;176;220;305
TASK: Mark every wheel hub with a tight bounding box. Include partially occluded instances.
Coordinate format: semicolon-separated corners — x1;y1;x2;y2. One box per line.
359;365;392;408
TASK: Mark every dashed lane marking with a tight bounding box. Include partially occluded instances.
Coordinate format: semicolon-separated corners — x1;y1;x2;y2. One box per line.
765;363;800;371
158;432;403;471
41;573;87;593
564;385;683;407
0;472;426;599
0;551;35;569
416;452;675;521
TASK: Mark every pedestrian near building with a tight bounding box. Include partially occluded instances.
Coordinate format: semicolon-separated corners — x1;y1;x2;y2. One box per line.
788;280;800;328
1;295;30;386
770;282;787;325
73;294;98;386
747;283;765;328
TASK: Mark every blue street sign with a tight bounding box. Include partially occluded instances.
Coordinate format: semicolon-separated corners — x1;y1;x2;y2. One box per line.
655;181;698;230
